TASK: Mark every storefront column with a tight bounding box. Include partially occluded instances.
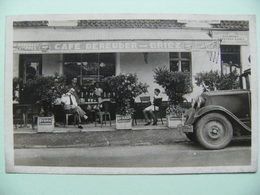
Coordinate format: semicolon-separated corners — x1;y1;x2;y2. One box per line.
115;53;120;75
13;53;19;78
59;54;63;75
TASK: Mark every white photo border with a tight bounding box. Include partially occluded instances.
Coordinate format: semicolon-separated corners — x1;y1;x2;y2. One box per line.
5;13;258;174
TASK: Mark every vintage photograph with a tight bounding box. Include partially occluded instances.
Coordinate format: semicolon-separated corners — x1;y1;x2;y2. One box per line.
5;14;257;174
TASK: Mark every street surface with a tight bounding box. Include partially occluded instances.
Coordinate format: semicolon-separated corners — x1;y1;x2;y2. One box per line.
15;142;251;167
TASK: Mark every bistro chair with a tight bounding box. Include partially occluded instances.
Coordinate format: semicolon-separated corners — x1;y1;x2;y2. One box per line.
139;96;152;123
130;99;137;126
65;111;79;126
153;98;164;125
94;101;111;128
27;104;41;130
140;96;151;104
61;103;79;127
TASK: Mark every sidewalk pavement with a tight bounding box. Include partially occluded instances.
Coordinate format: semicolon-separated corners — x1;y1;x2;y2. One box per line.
13;123;189;148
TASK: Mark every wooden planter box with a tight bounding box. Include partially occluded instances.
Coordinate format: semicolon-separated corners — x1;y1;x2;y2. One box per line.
116;115;132;130
167;115;184;128
37;116;55;132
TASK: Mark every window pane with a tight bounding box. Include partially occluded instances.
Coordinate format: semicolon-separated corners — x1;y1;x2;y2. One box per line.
19;54;42;84
181;52;190;59
221;45;240;54
221;54;240;66
170;52;178;58
63;53;115;85
181;61;190;72
170;61;179;72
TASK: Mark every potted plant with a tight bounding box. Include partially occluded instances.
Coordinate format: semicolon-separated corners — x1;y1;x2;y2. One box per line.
154;67;192;128
104;73;148;130
19;74;67;132
166;104;185;128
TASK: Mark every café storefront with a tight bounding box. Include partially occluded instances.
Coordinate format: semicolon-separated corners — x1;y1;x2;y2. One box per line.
12;19;250;126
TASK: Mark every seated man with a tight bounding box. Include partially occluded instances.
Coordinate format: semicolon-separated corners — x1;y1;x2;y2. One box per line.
61;88;88;129
143;88;162;126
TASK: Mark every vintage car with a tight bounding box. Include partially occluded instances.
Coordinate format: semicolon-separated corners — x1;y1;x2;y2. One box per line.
183;69;251;149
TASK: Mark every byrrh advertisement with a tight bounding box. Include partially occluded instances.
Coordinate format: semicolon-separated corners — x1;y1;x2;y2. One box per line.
5;14;257;174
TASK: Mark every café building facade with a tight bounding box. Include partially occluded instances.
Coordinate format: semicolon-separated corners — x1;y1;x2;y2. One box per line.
13;19;250;101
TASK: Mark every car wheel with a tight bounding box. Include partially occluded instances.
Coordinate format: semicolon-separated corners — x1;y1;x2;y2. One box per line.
185;132;197;142
195;113;233;149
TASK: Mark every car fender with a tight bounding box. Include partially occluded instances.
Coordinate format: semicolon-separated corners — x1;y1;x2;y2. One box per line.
193;105;251;132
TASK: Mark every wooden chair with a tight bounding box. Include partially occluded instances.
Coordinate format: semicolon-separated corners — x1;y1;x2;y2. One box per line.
94;101;111;128
140;96;151;103
27;104;41;130
61;104;79;127
153;98;164;124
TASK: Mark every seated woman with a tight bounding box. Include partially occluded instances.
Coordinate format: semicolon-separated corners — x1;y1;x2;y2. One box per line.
143;88;162;126
61;88;88;129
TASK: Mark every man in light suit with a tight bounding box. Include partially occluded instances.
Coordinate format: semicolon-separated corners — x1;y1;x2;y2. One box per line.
61;88;88;129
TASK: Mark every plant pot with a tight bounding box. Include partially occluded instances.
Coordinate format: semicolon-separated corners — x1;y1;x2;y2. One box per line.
116;114;132;130
37;116;55;132
167;115;184;128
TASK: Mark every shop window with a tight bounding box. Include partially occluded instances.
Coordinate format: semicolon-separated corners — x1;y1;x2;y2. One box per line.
170;52;191;72
19;54;42;84
221;45;241;74
63;53;115;85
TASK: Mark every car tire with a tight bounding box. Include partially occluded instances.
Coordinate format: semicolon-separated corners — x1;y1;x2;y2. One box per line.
195;113;233;150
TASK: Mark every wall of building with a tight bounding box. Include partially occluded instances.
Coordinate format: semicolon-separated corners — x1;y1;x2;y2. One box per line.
120;52;169;101
42;54;63;76
13;54;19;78
241;45;251;71
14;28;211;42
187;50;221;100
120;51;221;102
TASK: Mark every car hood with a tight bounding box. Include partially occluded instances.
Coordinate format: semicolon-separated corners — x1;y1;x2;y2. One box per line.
202;89;250;97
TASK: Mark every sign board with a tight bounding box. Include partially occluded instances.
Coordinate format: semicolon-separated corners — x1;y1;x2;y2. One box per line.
213;31;249;45
13;40;220;54
116;115;132;130
37;116;55;132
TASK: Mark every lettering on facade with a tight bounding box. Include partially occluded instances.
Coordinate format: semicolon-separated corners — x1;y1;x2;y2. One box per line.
13;40;220;53
213;31;249;45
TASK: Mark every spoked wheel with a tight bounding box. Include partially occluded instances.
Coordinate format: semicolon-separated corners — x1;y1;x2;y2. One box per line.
195;113;233;150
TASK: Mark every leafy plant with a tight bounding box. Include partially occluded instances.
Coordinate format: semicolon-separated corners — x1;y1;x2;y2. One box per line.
104;73;148;115
195;70;239;91
154;67;192;106
19;74;67;116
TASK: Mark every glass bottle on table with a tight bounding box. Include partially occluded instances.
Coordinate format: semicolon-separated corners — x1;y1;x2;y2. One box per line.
85;91;88;102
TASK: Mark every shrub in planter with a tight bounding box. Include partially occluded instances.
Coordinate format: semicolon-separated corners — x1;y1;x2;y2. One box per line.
19;74;67;117
165;104;185;128
154;67;192;127
104;73;148;129
18;74;67;132
194;70;239;91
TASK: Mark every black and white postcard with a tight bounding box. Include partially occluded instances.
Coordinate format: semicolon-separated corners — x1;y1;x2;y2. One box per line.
5;14;257;174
